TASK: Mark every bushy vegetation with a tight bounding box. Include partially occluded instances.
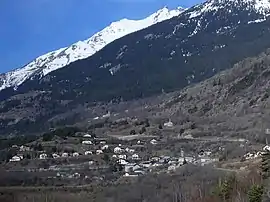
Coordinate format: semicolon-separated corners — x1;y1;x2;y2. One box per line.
0;99;21;113
42;127;82;141
0;164;264;202
0;135;38;150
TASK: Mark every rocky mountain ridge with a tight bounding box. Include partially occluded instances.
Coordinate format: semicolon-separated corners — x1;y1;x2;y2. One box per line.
2;0;270;136
0;7;184;91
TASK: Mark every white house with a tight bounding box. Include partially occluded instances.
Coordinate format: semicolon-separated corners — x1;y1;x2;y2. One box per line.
124;163;136;173
150;139;158;145
199;157;218;166
151;157;160;162
96;150;103;155
125;163;142;173
102;111;111;118
9;155;21;162
19;145;30;152
117;159;128;165
159;158;165;163
62;153;69;158
73;172;80;178
198;150;212;157
123;173;138;177
39;153;47;159
52;153;60;159
132;154;140;160
118;154;127;160
134;169;145;175
83;134;92;138
137;140;142;145
244;152;254;160
185;156;194;163
244;151;262;160
263;145;270;152
85;151;93;155
72;152;80;157
88;161;94;165
114;147;123;154
82;140;93;145
151;162;163;167
101;145;109;150
164;120;174;127
178;157;185;164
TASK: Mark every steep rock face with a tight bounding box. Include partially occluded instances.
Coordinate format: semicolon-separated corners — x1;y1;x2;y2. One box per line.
0;7;184;91
2;0;270;135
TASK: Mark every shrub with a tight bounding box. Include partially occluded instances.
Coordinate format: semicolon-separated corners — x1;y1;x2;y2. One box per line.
130;130;136;135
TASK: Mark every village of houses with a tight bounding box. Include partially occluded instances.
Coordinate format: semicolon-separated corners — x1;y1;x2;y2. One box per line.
6;142;217;180
4;119;270;184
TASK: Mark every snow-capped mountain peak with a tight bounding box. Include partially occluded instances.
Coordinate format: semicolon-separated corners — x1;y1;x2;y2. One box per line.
0;7;184;91
188;0;270;19
179;0;270;38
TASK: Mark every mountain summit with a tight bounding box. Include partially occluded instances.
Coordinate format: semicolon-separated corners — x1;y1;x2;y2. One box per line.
190;0;270;16
0;7;184;91
2;0;270;135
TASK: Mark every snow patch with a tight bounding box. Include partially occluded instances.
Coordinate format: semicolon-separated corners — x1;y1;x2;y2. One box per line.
248;18;266;24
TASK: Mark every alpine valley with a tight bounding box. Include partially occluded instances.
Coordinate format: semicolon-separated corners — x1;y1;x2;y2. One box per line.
2;0;270;136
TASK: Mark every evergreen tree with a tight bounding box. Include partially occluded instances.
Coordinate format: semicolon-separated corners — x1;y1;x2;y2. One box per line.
261;152;270;179
215;175;235;201
103;154;110;163
145;119;150;127
139;127;146;134
248;185;263;202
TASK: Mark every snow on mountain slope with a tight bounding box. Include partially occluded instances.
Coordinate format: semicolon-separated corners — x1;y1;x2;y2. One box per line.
188;0;270;19
0;7;184;91
177;0;270;38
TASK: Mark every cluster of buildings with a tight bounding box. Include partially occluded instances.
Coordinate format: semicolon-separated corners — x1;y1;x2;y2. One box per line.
121;154;218;177
110;143;218;177
9;155;24;162
7;129;220;181
8;133;106;162
243;145;270;160
9;145;31;162
38;139;110;160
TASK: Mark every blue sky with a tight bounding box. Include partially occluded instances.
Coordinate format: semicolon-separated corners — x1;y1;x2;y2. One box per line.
0;0;203;73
